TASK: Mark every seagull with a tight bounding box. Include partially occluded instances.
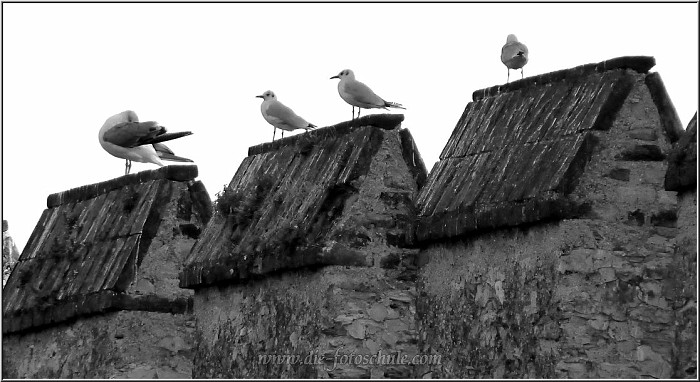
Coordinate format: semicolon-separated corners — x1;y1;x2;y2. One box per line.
99;110;193;175
256;90;316;141
501;34;529;83
330;69;405;120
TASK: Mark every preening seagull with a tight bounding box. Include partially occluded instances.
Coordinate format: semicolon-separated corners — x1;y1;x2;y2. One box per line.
99;110;193;175
256;90;317;141
330;69;405;120
501;34;529;83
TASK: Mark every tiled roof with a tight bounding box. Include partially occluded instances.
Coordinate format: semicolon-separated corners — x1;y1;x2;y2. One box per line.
665;113;698;192
2;166;210;334
416;56;671;242
180;114;426;289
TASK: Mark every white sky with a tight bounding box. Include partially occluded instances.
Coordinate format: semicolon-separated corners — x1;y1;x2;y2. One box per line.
1;2;698;254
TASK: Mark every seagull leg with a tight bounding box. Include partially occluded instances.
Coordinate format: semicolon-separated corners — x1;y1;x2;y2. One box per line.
272;127;276;142
358;108;361;118
282;131;285;139
352;106;355;120
507;69;510;83
125;159;132;175
521;68;524;79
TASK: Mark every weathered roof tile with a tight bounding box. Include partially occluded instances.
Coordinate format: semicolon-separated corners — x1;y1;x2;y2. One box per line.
416;57;655;242
180;114;425;289
2;165;209;334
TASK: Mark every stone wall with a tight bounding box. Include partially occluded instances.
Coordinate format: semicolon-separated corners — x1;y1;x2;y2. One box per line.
194;266;418;378
673;190;697;378
125;181;208;300
1;310;194;378
416;75;695;378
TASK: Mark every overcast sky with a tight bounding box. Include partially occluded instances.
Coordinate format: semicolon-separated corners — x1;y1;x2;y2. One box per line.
2;2;698;253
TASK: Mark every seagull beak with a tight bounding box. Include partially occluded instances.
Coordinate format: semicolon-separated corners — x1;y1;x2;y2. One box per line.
255;95;264;99
330;75;339;79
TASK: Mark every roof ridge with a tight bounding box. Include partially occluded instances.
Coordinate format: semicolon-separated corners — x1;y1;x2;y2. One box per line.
473;56;655;101
248;113;404;156
46;165;198;208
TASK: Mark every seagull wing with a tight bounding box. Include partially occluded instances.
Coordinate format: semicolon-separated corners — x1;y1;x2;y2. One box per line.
266;101;311;129
502;42;528;62
103;121;165;148
344;80;385;107
518;43;529;56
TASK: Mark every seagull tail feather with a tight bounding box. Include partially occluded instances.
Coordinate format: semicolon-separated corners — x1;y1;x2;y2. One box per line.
385;101;406;110
157;152;194;163
306;123;317;130
154;142;193;162
148;131;193;144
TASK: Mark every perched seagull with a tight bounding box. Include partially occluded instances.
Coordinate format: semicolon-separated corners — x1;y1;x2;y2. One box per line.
256;90;316;141
99;110;193;175
330;69;405;120
501;34;529;83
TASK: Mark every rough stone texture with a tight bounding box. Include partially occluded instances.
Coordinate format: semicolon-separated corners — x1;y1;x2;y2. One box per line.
3;220;20;287
1;310;194;378
2;166;210;378
189;117;424;378
416;73;695;378
672;190;697;378
193;266;418;378
417;218;688;379
663;113;697;378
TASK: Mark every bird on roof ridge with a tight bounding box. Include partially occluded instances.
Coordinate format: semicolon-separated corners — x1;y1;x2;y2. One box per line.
501;34;529;83
256;90;317;141
99;110;193;175
331;69;405;120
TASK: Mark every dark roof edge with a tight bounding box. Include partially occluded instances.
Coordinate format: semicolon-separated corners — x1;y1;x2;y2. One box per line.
645;72;684;144
46;165;198;208
664;112;698;192
179;243;366;289
415;193;588;243
399;128;429;190
248;113;405;156
472;56;656;101
2;291;192;335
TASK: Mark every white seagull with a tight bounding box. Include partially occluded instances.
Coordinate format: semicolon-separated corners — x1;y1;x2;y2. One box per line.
99;110;193;175
330;69;405;120
256;90;316;141
501;34;529;83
